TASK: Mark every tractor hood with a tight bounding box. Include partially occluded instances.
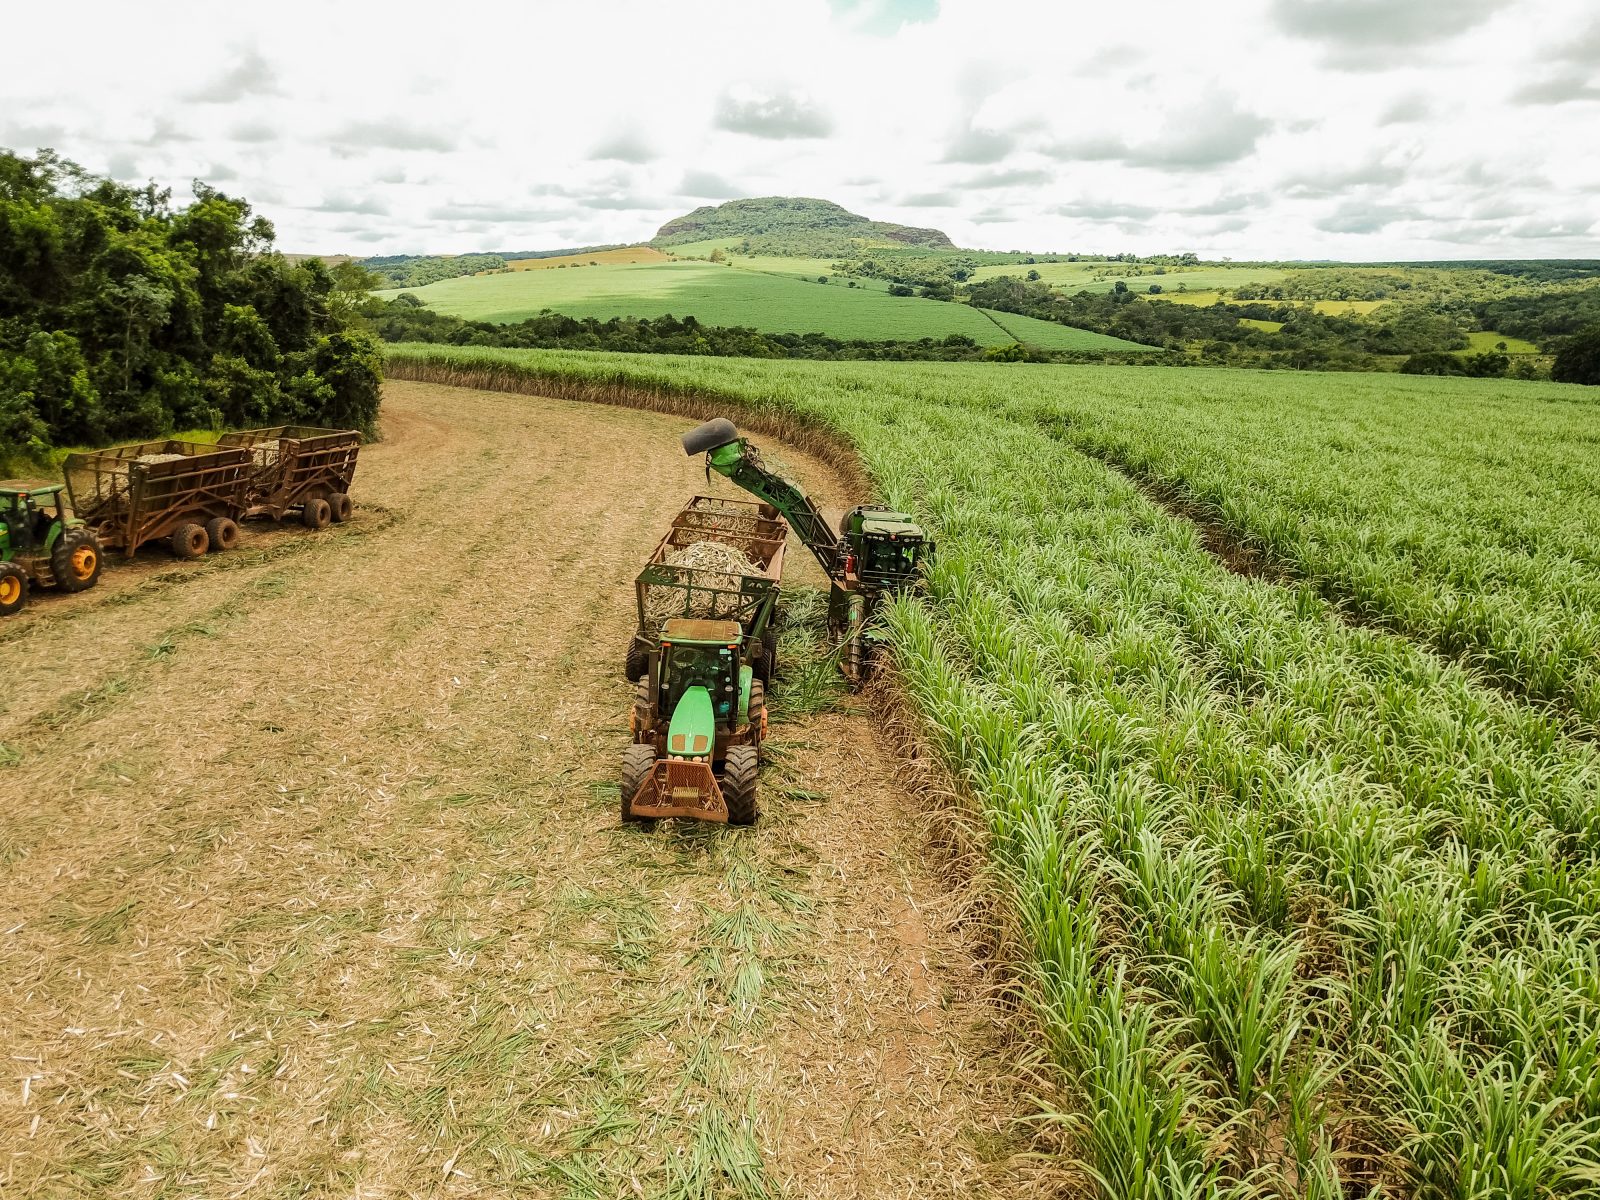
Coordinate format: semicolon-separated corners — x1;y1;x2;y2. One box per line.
666;685;716;760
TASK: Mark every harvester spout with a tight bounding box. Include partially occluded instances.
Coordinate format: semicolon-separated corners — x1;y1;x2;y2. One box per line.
682;418;740;457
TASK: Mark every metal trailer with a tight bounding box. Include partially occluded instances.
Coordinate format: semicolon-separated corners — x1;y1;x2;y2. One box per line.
64;440;252;559
626;496;788;684
215;426;361;528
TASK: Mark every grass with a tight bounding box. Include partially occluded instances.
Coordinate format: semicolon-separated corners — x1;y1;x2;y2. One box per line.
387;343;1600;1194
376;259;1153;353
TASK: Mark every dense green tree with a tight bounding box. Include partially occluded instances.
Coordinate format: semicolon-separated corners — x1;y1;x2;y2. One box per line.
0;149;381;459
1550;325;1600;384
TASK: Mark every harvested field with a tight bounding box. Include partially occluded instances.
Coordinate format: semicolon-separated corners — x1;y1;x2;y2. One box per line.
0;381;1043;1198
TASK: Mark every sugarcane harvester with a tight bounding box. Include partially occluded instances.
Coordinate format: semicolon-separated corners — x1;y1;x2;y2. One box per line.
680;418;934;688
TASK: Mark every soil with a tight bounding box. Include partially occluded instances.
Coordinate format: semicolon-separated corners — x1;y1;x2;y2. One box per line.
0;381;1052;1198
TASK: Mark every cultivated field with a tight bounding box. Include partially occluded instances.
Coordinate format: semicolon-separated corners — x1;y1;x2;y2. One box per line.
389;345;1600;1195
0;383;1045;1198
506;246;671;271
374;261;1151;352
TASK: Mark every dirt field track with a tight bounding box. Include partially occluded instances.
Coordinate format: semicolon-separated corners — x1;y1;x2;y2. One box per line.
0;382;1041;1198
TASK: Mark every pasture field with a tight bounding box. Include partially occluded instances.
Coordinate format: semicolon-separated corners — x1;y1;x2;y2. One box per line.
0;382;1037;1199
1464;329;1540;354
968;261;1292;295
1156;290;1389;315
389;344;1600;1195
375;260;1152;351
505;245;670;270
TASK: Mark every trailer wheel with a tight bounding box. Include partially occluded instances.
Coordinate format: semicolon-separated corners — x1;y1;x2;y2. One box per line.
625;641;649;683
621;745;657;825
205;517;240;553
51;528;103;593
632;676;653;743
763;626;779;680
328;492;353;523
747;679;767;762
722;746;759;826
170;523;209;559
0;563;28;616
301;498;332;530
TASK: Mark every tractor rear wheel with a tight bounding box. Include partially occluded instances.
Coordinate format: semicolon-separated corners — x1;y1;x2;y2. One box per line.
205;517;240;553
329;492;353;523
0;562;28;616
722;745;759;826
170;523;209;559
632;676;653;743
302;498;332;530
620;744;657;825
51;528;103;593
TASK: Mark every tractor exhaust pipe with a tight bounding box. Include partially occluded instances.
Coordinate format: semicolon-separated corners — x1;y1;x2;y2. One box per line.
682;418;740;457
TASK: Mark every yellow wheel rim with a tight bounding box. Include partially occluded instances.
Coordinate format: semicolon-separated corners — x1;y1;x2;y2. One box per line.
0;576;19;605
72;546;97;579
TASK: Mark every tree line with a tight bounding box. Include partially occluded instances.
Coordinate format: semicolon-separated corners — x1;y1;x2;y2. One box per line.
1;149;382;466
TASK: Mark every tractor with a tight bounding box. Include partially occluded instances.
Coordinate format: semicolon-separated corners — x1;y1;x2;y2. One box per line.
0;481;104;616
621;617;768;826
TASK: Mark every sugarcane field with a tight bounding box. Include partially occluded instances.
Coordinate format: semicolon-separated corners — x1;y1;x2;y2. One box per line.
8;3;1600;1197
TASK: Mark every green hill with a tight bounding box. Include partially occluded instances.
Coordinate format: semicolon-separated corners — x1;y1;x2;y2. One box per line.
652;196;954;251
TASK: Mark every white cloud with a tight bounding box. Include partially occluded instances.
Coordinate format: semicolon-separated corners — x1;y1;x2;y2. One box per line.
1;0;1594;259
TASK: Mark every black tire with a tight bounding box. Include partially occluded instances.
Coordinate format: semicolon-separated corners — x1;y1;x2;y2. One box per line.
722;745;759;826
50;527;103;593
749;637;772;685
329;492;353;523
170;523;208;559
302;497;332;530
624;640;649;683
747;678;767;764
762;626;779;680
632;676;654;744
621;744;658;825
0;562;28;616
204;517;240;553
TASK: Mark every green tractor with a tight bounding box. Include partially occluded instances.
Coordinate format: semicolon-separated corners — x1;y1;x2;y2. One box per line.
0;481;105;616
622;617;767;826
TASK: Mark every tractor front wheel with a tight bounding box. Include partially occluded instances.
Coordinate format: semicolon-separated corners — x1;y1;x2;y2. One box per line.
722;745;759;826
205;517;240;553
747;679;767;760
170;523;209;559
51;528;103;593
0;562;28;616
620;744;657;825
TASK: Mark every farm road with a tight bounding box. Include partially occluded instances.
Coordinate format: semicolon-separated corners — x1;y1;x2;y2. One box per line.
0;382;1039;1198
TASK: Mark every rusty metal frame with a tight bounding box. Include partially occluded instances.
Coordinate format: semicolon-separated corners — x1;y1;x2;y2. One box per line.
63;441;253;558
634;496;789;644
628;757;729;822
216;426;362;520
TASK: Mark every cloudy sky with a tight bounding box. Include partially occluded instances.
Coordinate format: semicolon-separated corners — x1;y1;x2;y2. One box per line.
4;0;1597;259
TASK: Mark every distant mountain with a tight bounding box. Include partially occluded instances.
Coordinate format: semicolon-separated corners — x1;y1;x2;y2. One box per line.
652;196;954;250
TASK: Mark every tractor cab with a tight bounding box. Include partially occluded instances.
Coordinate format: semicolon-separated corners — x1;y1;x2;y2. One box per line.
0;480;104;617
840;505;932;591
654;618;750;741
0;481;69;553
